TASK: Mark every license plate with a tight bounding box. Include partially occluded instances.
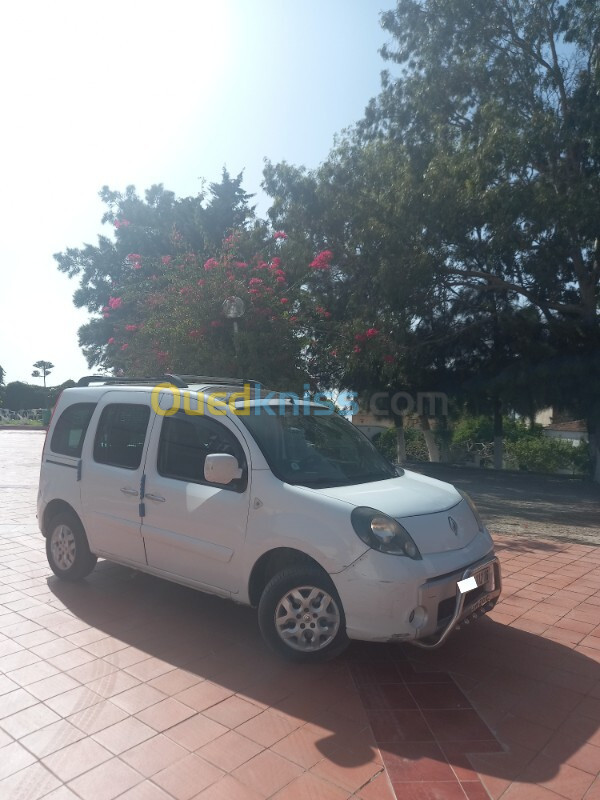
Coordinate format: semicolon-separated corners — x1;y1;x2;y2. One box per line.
474;567;491;588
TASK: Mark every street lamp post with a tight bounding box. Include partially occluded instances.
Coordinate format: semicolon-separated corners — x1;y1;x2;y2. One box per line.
222;296;245;372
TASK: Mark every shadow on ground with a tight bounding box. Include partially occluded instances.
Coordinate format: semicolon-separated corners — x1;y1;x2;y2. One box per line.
49;560;600;788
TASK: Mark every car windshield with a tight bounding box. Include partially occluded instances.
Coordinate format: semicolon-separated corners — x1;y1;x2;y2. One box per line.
239;403;397;487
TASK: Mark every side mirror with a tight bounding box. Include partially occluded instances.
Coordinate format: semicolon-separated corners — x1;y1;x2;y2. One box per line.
204;453;242;485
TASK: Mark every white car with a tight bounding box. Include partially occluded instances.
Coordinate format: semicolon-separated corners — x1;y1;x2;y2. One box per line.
37;375;501;662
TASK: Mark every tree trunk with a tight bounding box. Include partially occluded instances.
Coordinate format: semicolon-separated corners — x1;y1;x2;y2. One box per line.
493;398;503;470
394;418;406;464
420;415;440;462
438;415;450;463
587;414;600;483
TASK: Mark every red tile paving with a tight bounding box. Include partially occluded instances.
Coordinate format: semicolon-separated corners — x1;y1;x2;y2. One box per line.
0;430;599;799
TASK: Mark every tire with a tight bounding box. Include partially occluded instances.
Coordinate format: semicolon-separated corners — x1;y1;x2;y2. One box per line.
258;564;349;663
46;511;97;582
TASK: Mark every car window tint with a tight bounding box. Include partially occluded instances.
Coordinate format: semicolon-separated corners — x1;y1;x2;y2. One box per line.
50;403;97;457
93;404;150;470
158;412;247;491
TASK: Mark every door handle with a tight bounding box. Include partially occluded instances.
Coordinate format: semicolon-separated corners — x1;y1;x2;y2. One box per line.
120;487;139;496
145;493;166;502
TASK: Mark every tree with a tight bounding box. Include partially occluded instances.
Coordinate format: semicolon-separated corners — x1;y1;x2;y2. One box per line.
101;227;312;389
361;0;600;478
265;0;600;478
31;361;54;388
55;170;257;372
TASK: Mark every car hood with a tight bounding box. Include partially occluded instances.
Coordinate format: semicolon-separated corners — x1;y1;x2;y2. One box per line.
311;469;480;555
313;469;461;518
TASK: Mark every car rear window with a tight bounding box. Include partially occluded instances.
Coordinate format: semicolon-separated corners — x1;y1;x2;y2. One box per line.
50;403;97;458
93;403;150;470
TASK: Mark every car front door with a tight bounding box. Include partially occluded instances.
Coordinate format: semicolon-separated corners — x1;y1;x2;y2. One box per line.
80;392;155;564
141;409;251;594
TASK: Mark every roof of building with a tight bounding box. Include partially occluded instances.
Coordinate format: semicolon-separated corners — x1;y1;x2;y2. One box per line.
545;420;587;433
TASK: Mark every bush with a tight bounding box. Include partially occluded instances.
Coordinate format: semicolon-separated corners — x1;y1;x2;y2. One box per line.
505;436;583;473
372;425;430;462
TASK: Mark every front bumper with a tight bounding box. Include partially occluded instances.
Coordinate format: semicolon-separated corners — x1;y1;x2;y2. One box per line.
411;554;501;648
332;534;501;644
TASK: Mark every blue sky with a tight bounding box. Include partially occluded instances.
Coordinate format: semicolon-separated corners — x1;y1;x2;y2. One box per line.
0;0;395;386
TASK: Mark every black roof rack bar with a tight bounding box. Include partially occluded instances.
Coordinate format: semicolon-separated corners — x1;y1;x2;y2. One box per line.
178;375;260;387
75;374;262;389
76;374;188;388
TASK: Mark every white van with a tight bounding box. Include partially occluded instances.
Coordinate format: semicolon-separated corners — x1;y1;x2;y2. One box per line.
37;375;501;662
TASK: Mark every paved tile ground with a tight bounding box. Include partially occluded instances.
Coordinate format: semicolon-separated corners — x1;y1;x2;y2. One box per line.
0;430;599;800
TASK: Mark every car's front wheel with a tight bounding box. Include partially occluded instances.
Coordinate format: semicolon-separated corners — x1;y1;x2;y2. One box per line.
258;564;349;662
46;512;97;581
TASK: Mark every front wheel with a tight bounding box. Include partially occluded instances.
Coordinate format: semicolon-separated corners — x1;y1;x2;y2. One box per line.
46;512;97;581
258;565;349;663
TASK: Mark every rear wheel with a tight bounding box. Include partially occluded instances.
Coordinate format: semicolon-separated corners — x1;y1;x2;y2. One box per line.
46;512;97;581
258;565;349;663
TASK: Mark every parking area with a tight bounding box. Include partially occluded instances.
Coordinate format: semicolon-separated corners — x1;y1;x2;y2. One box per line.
0;430;599;800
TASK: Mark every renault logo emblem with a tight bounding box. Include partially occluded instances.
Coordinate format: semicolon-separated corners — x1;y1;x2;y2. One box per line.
448;516;459;536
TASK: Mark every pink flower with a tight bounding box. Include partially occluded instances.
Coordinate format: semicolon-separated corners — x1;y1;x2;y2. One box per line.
280;297;289;304
249;288;261;296
289;315;298;323
309;250;333;270
120;343;129;351
270;257;282;269
234;261;248;269
366;328;379;338
188;329;203;339
103;312;110;319
127;253;142;264
125;324;138;332
197;279;205;287
161;255;172;265
249;277;263;287
355;333;367;342
255;260;269;270
107;337;115;344
204;258;219;271
273;231;288;239
114;218;131;229
108;297;123;310
384;355;395;364
276;276;286;283
330;349;337;357
353;345;361;353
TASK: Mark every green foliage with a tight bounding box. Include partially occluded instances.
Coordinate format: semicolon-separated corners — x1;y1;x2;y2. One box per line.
373;425;430;462
506;436;584;474
452;416;542;446
2;380;73;411
55;171;258;372
263;0;600;478
4;382;50;410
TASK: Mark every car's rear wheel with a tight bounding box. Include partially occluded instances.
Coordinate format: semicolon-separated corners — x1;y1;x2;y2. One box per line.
46;512;97;581
258;564;349;662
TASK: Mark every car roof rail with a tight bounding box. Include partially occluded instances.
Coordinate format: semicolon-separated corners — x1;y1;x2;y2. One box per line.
178;375;260;387
76;374;189;388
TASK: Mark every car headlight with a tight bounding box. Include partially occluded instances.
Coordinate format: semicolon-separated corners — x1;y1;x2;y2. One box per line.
458;490;485;533
351;507;422;559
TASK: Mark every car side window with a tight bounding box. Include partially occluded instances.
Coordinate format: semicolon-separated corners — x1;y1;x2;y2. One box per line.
93;403;151;470
50;403;97;457
157;412;247;492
